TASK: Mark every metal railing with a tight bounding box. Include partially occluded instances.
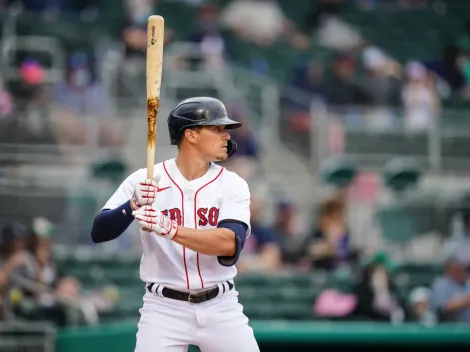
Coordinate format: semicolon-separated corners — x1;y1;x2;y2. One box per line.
280;103;470;175
0;105;131;169
1;6;66;84
0;322;56;352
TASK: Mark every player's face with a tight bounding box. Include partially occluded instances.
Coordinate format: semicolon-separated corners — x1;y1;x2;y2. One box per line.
196;125;231;161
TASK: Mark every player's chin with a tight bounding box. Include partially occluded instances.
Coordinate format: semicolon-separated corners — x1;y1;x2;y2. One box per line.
213;150;228;162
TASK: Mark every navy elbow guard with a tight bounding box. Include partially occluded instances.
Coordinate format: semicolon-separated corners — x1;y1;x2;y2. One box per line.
217;220;248;267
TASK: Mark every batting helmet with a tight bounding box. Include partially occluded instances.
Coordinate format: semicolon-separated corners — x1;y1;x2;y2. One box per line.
167;97;241;157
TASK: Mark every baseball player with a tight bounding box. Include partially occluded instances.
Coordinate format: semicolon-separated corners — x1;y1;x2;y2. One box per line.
91;97;260;352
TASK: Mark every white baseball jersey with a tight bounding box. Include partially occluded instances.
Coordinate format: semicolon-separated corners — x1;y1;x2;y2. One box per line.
102;158;251;291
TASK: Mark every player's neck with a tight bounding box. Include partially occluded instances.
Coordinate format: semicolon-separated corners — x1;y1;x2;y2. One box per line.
175;151;210;181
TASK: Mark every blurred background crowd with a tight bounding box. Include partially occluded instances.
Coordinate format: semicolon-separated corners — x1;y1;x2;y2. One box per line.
2;0;470;350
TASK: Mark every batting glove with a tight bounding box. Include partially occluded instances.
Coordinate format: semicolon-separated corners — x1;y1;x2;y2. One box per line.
131;174;161;210
132;206;179;240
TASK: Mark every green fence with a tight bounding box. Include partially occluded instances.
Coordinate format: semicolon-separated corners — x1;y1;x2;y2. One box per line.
56;321;470;352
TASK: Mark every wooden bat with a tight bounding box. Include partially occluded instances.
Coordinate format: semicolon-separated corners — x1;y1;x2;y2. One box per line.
146;15;164;179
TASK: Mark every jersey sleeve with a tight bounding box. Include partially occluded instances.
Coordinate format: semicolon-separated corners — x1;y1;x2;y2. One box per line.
218;173;251;237
101;169;142;211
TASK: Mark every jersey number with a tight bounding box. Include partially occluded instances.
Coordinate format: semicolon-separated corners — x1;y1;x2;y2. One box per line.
197;207;219;227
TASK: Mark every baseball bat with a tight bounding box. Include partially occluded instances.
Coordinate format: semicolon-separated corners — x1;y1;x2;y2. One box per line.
146;15;164;179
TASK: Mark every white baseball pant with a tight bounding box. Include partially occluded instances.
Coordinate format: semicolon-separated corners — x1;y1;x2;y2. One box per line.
134;288;260;352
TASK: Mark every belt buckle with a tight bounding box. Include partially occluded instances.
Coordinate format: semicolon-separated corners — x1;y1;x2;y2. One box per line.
188;293;195;304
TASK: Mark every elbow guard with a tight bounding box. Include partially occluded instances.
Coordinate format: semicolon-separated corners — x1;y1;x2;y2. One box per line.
217;220;248;267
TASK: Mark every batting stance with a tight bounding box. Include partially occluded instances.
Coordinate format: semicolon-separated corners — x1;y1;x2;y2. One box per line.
91;97;260;352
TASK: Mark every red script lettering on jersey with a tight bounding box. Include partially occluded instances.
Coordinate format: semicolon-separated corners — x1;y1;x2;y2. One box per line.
197;207;219;227
161;207;219;227
161;208;182;225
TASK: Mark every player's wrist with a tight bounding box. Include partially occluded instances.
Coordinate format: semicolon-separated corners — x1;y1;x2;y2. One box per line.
166;222;179;240
130;198;140;211
158;218;179;240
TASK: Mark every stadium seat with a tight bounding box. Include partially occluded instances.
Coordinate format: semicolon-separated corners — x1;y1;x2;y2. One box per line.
382;157;421;193
376;205;417;244
320;155;358;188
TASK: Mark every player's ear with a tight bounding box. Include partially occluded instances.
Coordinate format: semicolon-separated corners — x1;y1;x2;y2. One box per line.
184;128;199;145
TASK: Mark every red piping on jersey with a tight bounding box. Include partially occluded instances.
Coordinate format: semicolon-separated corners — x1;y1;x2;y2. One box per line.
163;161;189;289
194;167;225;289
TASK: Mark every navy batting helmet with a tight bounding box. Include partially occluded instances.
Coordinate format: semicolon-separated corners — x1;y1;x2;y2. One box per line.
167;97;241;157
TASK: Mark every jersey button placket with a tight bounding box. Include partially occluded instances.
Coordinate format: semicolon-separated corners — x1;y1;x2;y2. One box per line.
185;186;195;226
187;185;193;201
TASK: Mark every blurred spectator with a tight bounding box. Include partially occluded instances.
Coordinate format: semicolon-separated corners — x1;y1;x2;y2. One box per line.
20;58;46;86
281;59;326;133
0;75;13;118
51;52;123;147
359;46;402;107
273;200;303;265
122;0;152;60
299;0;346;35
0;58;61;149
286;59;327;110
0;62;54;145
401;61;440;132
325;54;364;106
0;219;92;326
120;0;174;80
26;217;82;302
237;196;281;273
188;4;227;70
15;58;57;141
444;210;470;263
303;198;358;271
456;21;470;101
122;0;174;61
13;58;47;113
315;14;362;52
352;253;406;322
436;45;467;91
431;248;470;323
221;109;260;181
53;52;109;116
407;287;437;326
219;0;293;47
0;222;35;320
459;53;470;101
229;122;259;159
358;46;402;129
314;288;357;319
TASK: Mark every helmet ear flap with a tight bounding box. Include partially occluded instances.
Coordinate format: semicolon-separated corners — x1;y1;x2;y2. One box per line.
227;139;237;158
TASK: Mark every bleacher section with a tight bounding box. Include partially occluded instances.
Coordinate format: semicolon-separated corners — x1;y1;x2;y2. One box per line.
5;1;470;100
54;251;443;324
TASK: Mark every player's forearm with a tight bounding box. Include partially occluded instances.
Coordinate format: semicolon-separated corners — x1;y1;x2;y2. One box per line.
91;200;135;243
171;227;236;257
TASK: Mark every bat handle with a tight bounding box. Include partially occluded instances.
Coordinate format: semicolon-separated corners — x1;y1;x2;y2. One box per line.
147;144;155;179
